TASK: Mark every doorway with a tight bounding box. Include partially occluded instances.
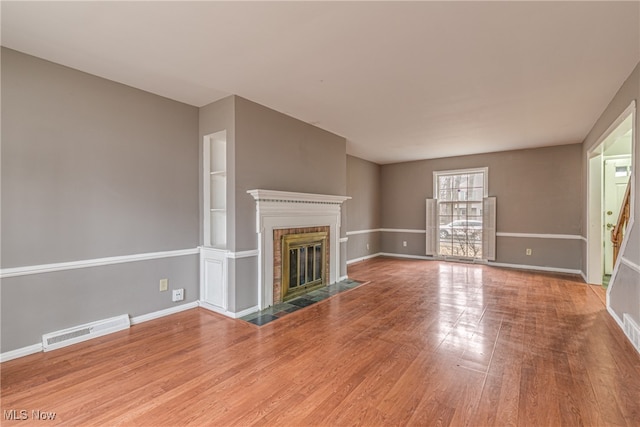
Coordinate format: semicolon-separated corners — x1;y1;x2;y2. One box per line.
603;156;632;277
587;104;635;285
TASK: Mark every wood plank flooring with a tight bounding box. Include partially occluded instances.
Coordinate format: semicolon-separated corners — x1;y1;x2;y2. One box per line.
2;257;640;426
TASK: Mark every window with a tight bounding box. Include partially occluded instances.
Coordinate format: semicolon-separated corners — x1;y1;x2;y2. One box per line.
426;168;495;261
615;165;631;178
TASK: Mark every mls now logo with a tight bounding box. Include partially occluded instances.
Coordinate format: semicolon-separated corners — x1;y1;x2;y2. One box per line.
4;409;56;421
4;410;28;420
31;410;57;420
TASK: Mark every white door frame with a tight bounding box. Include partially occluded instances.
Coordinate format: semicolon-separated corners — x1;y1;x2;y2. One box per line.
587;154;603;284
586;101;636;284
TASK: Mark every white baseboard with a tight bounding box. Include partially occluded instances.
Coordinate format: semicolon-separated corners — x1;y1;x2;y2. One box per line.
607;306;626;331
346;253;382;265
347;252;581;276
379;252;434;260
130;301;199;325
199;301;230;317
338;275;349;281
496;232;583;240
580;270;588;283
199;301;260;319
232;305;260;318
348;252;438;263
487;261;581;275
2;303;199;363
0;343;43;363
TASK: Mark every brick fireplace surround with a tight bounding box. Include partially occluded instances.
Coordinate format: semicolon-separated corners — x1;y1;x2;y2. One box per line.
273;226;330;303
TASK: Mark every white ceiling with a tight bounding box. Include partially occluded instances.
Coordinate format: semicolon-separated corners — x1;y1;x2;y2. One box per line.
2;1;639;164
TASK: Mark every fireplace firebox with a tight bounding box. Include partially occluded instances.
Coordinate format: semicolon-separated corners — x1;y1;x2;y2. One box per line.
281;231;328;300
273;226;330;303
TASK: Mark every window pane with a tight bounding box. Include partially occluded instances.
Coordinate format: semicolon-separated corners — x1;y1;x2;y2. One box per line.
439;175;453;191
468;188;484;201
299;247;306;285
314;245;322;280
439;202;453;216
289;249;298;288
435;169;486;260
307;247;314;283
468;202;482;218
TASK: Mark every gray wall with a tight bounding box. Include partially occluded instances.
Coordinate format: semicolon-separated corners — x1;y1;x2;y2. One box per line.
345;155;382;261
1;256;199;351
1;48;199;267
234;96;347;250
582;61;640;325
379;144;583;270
230;96;347;311
1;48;200;353
231;257;259;311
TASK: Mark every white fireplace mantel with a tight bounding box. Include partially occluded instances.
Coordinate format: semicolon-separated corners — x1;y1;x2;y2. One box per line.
247;189;351;309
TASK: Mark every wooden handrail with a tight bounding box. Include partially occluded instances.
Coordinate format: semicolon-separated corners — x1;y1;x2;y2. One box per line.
611;179;631;266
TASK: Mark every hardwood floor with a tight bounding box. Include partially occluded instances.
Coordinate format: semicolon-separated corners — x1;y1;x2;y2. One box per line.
2;257;640;426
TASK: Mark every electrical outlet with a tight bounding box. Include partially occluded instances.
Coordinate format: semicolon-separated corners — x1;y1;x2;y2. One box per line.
526;248;532;256
403;241;407;247
172;289;184;302
159;279;168;292
366;243;370;251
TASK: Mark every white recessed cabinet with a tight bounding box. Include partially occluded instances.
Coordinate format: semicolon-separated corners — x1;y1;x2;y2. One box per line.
200;131;228;314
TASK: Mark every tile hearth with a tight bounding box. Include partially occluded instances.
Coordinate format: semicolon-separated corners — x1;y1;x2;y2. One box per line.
240;279;364;326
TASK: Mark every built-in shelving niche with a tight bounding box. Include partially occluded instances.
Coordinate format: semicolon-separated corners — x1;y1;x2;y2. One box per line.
200;130;228;314
203;131;227;248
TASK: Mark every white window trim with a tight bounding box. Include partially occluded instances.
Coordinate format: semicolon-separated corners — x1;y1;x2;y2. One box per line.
433;167;489;200
428;166;493;261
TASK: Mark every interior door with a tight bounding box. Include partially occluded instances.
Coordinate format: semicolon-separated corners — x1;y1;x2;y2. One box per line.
603;157;631;274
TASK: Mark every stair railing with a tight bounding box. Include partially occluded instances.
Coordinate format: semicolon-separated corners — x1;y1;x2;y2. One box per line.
611;179;632;266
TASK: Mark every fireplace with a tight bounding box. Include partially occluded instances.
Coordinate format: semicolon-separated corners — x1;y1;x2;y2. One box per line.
247;189;350;309
274;227;329;302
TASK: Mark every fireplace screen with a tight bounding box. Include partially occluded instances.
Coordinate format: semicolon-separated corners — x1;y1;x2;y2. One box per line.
281;231;328;300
